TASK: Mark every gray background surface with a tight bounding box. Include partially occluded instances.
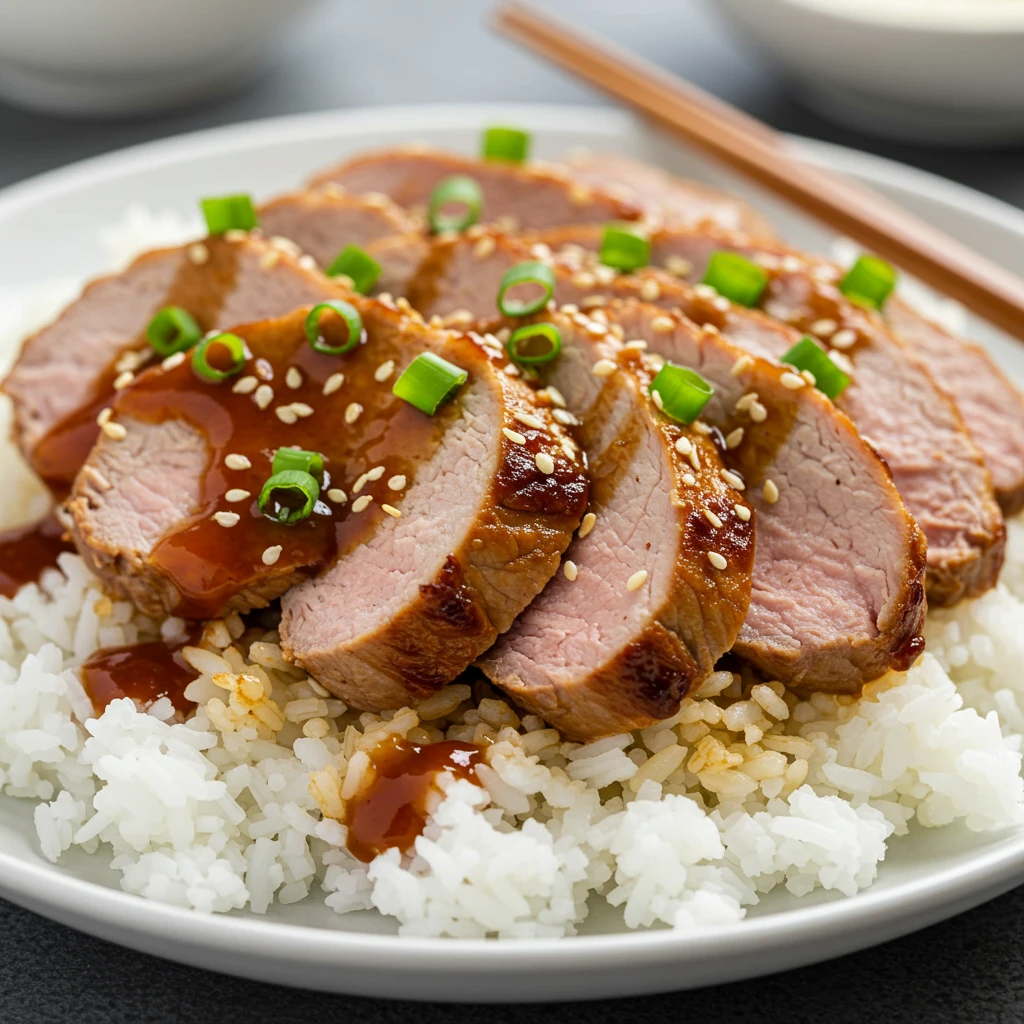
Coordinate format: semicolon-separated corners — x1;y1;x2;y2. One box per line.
1;1;1023;1020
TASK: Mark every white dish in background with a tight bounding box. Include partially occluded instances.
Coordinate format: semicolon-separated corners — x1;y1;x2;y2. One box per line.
2;103;1024;1002
715;0;1024;144
0;0;323;117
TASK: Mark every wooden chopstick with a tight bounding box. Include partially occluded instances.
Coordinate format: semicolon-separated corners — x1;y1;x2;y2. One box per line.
494;1;1024;342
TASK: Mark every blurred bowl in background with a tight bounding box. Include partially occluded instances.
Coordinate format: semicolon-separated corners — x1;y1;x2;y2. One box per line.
0;0;323;118
715;0;1024;145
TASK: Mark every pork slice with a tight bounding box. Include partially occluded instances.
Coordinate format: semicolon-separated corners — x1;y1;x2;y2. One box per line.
561;150;775;238
307;146;642;231
605;299;927;690
258;186;419;271
3;233;341;496
479;313;754;738
515;225;1006;607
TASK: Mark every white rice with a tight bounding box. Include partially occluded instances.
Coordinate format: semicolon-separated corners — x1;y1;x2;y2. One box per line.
2;208;1024;938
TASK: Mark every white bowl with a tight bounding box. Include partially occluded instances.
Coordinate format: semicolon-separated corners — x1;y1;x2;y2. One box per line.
0;0;323;117
715;0;1024;144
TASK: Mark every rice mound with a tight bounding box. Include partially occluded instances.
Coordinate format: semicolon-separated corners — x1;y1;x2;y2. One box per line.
2;209;1024;938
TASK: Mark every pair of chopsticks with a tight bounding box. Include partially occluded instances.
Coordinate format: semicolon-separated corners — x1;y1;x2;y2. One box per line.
494;2;1024;342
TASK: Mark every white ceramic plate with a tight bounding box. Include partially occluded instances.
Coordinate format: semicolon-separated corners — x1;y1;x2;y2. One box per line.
2;103;1024;1003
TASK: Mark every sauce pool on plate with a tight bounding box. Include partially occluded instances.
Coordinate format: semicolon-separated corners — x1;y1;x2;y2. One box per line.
0;512;76;598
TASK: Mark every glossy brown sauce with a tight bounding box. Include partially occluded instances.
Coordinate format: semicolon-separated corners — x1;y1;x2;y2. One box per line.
80;627;202;714
30;239;244;497
0;513;75;598
114;305;451;618
344;734;483;863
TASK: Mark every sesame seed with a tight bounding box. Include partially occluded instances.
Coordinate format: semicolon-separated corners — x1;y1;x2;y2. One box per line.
694;283;718;299
627;570;648;592
594;265;617;286
735;504;751;521
780;371;805;390
262;545;282;566
188;242;209;265
721;468;745;490
624;339;648;351
352;473;369;494
651;316;674;334
515;411;544;429
535;452;555;475
255;385;274;410
725;427;744;449
829;350;855;375
286;367;303;389
162;352;187;371
735;392;758;412
224;228;248;243
640;279;661;302
225;454;251;471
96;408;112;427
225;489;251;503
298;254;318;271
801;370;817;386
559;303;580;315
214;512;240;528
323;372;345;396
546;385;567;408
581;295;607;309
730;355;754;376
579;512;596;538
388;474;407;491
352;495;373;513
233;375;259;395
503;363;521;377
682;473;696;486
561;439;576;461
831;329;856;350
564;560;578;581
572;270;597;290
271;235;301;257
585;320;607;337
473;236;496;260
101;421;127;441
811;318;837;338
260;250;281;271
651;390;664;411
291;403;314;418
708;551;727;570
553;409;579;426
665;255;694;277
381;504;402;519
503;428;526;445
712;296;731;312
366;466;385;483
693;420;712;435
570;183;592;205
689;448;701;471
764;479;780;504
345;402;363;424
749;401;768;423
276;406;299;425
675;436;693;457
375;360;396;383
327;488;347;504
704;509;723;528
113;371;134;390
592;359;617;378
781;255;803;273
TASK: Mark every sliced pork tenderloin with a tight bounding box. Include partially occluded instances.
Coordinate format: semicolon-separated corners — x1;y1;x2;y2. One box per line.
307;146;643;232
478;312;754;738
68;298;588;710
3;233;341;496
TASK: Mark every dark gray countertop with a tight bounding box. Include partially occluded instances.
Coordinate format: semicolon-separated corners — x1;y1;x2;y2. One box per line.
2;1;1023;1020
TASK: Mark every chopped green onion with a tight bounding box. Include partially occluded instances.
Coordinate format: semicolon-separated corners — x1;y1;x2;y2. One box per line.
200;194;258;236
305;301;364;355
506;323;562;365
496;261;555;317
428;175;483;234
599;225;650;273
840;255;896;310
258;470;320;525
482;126;530;163
325;245;381;294
272;447;324;480
781;336;850;400
145;306;202;357
701;251;768;307
393;352;467;415
191;332;247;383
648;362;714;423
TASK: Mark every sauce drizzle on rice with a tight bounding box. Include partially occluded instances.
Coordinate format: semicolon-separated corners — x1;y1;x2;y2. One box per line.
0;512;75;598
344;735;483;862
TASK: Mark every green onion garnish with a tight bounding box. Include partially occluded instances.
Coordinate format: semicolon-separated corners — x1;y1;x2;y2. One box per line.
506;323;562;365
393;352;468;415
781;336;850;400
200;194;258;236
325;245;381;294
145;306;202;357
258;470;320;525
649;362;714;423
305;301;364;355
428;175;483;234
482;126;530;164
192;332;247;383
840;255;896;310
272;447;324;480
599;225;650;273
496;261;555;317
701;251;768;307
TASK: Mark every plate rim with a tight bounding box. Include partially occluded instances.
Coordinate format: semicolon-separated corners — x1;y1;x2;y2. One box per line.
2;100;1024;984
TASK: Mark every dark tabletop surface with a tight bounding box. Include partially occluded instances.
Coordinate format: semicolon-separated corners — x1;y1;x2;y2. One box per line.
2;1;1023;1021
